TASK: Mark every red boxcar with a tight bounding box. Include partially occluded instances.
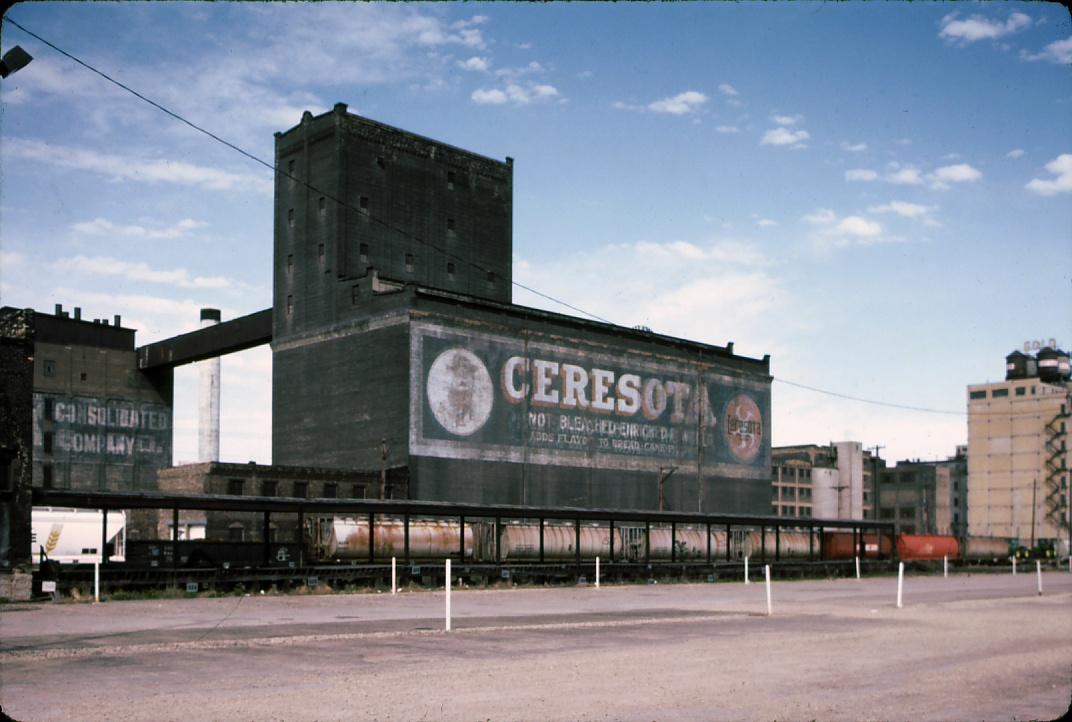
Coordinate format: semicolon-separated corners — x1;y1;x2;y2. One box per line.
821;532;893;560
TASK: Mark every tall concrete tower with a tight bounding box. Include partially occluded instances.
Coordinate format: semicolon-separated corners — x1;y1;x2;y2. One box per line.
198;308;221;462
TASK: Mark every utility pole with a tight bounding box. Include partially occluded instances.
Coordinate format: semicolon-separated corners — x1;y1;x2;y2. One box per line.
870;445;885;521
380;438;388;500
1030;477;1037;550
658;466;677;512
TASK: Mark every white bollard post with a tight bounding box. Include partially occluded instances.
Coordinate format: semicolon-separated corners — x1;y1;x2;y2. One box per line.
855;556;860;580
765;565;772;617
744;556;750;584
943;555;948;578
595;556;600;589
94;559;100;603
445;559;452;632
391;556;397;595
1012;557;1017;575
896;562;904;609
1037;561;1043;596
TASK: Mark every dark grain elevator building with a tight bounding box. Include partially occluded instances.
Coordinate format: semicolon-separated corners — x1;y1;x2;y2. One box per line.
272;104;772;513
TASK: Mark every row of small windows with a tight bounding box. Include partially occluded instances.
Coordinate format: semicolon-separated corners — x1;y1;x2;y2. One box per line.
225;478;366;499
970;386;1042;400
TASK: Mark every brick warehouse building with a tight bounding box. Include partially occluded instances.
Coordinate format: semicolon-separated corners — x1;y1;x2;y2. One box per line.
271;104;773;513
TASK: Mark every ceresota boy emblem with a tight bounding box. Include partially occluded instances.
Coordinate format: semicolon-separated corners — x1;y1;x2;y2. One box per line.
724;394;762;462
426;348;494;436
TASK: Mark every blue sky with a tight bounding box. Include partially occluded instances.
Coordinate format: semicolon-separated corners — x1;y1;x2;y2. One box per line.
1;2;1069;466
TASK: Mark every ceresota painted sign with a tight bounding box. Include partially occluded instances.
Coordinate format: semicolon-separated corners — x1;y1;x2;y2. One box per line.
411;323;769;474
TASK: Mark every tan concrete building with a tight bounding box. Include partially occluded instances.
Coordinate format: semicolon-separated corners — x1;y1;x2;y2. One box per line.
967;367;1070;552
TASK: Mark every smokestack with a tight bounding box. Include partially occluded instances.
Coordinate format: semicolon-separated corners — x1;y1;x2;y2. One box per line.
73;307;82;320
114;314;122;327
55;303;63;316
198;308;222;462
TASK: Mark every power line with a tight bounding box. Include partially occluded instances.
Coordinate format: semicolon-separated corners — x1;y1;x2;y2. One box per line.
3;16;615;327
7;17;1068;421
775;377;1070;418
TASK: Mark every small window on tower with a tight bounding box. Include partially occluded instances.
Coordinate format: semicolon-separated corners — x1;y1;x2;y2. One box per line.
80;372;87;382
376;156;385;169
447;218;455;232
43;359;56;378
286;295;294;315
286;254;294;273
351;285;360;305
447;262;455;278
288;159;295;175
359;196;369;213
318;243;325;261
487;270;495;286
359;243;369;263
447;171;455;189
405;253;414;272
319;197;326;215
288;209;294;227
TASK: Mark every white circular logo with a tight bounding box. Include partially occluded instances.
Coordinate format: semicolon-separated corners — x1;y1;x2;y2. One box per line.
426;348;494;436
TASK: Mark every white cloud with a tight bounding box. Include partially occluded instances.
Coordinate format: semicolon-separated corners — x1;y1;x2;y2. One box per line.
472;81;559;107
803;210;893;249
755;218;778;228
845;169;879;182
648;91;708;115
1025;154;1072;196
841;142;868;153
471;88;508;105
5;138;271;193
868;201;935;219
458;56;490;72
772;114;802;126
834;216;882;238
885;166;924;185
71;217;207;240
494;61;546;79
802;209;837;225
928;163;982;189
1021;37;1072;64
761;127;809;148
577;70;593;79
716;126;740;134
514;240;784;351
54;255;234;290
1007;148;1025;159
718;83;739;97
939;11;1031;44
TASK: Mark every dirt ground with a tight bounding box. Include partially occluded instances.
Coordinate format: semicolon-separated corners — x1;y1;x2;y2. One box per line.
2;571;1070;721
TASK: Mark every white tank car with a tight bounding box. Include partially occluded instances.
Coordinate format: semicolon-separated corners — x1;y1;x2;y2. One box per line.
31;507;126;564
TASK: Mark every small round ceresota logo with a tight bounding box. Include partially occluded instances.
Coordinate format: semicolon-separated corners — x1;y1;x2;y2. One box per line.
426;347;494;436
723;394;763;462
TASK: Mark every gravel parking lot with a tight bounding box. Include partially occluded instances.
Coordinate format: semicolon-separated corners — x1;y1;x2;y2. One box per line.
2;571;1070;721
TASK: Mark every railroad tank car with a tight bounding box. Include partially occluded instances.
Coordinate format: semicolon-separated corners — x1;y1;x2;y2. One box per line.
740;530;812;559
896;534;959;561
328;519;475;561
499;524;610;560
961;536;1009;562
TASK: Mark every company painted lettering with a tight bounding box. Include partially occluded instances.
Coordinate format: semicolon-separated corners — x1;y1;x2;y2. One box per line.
642;378;667;420
560;364;590;410
615;373;641;415
667;381;690;424
590;369;615;412
532;359;560;406
501;356;529;403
